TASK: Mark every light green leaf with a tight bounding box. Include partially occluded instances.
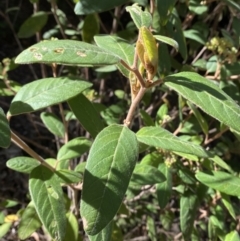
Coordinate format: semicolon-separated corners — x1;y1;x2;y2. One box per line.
196;171;240;196
225;230;240;241
165;72;240;133
18;201;42;240
94;35;134;77
29;166;66;240
180;192;198;240
6;157;40;174
153;35;179;51
55;169;82;184
136;126;209;157
18;11;48;38
74;0;128;15
0;108;10;148
0;223;12;239
40;112;65;138
88;221;113;241
210;156;233;174
75;162;86;175
126;4;152;29
57;137;91;162
80;124;138;235
131;164;165;185
15;40;120;66
68;93;104;138
9;77;91;115
156;163;172;209
63;212;79;241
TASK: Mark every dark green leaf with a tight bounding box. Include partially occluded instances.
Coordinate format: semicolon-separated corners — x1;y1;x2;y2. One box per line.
156;0;176;25
18;11;48;38
82;14;99;43
88;221;113;241
131;164;165;185
15;40;120;66
68;93;104;138
7;157;40;174
29;166;66;240
136;126;209;157
80;124;138;235
165;72;240;133
18;202;42;240
40;112;65;138
156;163;172;209
9;77;91;115
0;108;10;148
180;192;198;240
74;0;128;15
196;171;240;196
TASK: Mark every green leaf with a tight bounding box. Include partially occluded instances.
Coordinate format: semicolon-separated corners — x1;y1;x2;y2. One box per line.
18;11;48;38
68;93;104;138
136;126;209;157
6;157;40;174
88;221;113;241
180;191;198;240
18;202;42;240
221;193;236;220
225;230;240;241
196;171;240;196
126;4;152;29
0;223;12;239
167;12;187;60
131;164;165;185
94;35;134;77
15;40;120;66
82;14;99;43
187;101;208;135
80;124;138;235
156;0;176;25
63;212;79;241
184;29;206;45
222;0;240;11
0;108;10;148
55;169;82;184
154;35;179;51
156;163;172;209
147;216;157;241
74;0;128;15
29;166;66;240
40;112;65;138
75;162;86;175
210;156;233;174
9;77;91;115
57;137;91;162
165;72;240;133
